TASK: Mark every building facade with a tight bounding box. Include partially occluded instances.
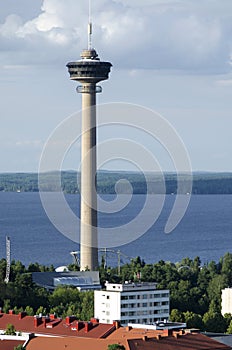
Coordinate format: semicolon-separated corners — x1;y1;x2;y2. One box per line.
94;282;169;326
221;288;232;315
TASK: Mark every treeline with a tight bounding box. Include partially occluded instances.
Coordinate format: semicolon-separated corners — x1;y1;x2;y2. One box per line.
0;260;93;321
100;253;232;333
2;253;232;333
0;171;232;194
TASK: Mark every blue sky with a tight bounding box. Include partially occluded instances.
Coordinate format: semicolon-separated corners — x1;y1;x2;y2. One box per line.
0;0;231;172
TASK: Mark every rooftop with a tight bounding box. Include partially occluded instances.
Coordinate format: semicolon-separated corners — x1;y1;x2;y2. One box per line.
0;312;230;350
0;339;25;350
105;282;159;292
0;312;115;338
32;270;101;290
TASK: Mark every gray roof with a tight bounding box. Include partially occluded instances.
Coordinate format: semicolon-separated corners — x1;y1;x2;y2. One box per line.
32;271;101;290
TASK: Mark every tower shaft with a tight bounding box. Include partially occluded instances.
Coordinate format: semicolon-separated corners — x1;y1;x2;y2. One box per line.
80;83;98;270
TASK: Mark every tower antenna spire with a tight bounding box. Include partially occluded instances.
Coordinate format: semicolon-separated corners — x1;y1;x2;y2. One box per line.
88;0;92;49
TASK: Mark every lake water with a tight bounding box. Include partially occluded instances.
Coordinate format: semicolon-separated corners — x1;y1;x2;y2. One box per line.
0;192;231;267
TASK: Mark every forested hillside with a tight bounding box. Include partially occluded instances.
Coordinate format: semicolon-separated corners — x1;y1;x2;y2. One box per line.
2;253;232;333
0;171;231;194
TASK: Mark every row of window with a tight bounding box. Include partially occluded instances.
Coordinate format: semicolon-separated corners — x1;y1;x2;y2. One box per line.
121;293;169;300
121;309;169;317
121;301;169;308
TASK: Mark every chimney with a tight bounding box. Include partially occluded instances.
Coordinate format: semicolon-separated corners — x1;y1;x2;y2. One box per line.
156;334;161;340
66;316;76;325
19;312;27;320
49;314;56;320
113;320;120;329
9;310;14;315
143;336;148;342
163;329;172;337
90;317;99;324
34;316;42;328
43;316;50;327
85;322;93;333
126;326;132;332
76;321;84;331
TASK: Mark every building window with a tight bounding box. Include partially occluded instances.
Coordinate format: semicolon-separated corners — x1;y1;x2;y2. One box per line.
121;304;128;308
161;293;169;298
106;295;110;299
129;303;136;308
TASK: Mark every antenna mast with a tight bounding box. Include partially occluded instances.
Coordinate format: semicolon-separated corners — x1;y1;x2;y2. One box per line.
5;236;10;284
88;0;92;49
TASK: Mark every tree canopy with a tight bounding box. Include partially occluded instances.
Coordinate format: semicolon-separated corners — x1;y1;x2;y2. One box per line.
1;253;232;333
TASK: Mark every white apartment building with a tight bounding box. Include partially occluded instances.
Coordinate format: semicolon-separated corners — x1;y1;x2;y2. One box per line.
221;288;232;315
94;282;169;326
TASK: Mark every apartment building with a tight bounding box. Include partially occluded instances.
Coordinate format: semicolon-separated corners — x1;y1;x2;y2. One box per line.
94;282;169;325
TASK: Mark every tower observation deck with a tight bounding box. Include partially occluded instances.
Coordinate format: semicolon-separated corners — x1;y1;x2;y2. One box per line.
66;48;112;271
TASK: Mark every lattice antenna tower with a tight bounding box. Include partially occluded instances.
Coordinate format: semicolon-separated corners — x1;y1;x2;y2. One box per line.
4;236;11;284
88;0;93;49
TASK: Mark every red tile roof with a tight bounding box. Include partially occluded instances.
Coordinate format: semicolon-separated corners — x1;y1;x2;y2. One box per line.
0;313;115;338
0;339;25;350
27;336;128;350
0;313;230;350
25;332;231;350
128;333;231;350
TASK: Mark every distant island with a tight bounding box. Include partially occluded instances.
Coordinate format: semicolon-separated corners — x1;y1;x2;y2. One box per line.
0;171;231;194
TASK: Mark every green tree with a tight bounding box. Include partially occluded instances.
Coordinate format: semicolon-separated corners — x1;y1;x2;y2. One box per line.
80;291;94;321
36;306;47;315
14;345;25;350
25;306;34;316
221;252;232;285
3;299;11;313
170;309;184;322
207;275;226;308
183;311;204;330
108;344;125;350
5;323;16;335
203;302;226;333
226;320;232;334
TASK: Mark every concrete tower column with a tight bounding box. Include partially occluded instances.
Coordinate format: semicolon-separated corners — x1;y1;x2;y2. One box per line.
80;83;98;270
67;49;112;271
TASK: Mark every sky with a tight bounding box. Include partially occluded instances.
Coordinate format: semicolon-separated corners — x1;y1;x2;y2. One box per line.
0;0;231;173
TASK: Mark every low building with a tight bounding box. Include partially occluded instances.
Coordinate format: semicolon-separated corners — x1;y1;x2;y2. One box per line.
221;288;232;315
94;282;169;326
32;270;101;291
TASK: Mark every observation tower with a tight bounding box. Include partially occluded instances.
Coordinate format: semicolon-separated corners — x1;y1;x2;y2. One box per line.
66;22;112;270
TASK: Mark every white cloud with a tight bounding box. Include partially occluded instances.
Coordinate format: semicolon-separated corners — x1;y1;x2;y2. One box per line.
0;14;22;38
0;0;231;73
15;140;43;148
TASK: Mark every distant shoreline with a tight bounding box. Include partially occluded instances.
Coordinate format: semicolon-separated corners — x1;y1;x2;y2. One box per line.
0;171;231;194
